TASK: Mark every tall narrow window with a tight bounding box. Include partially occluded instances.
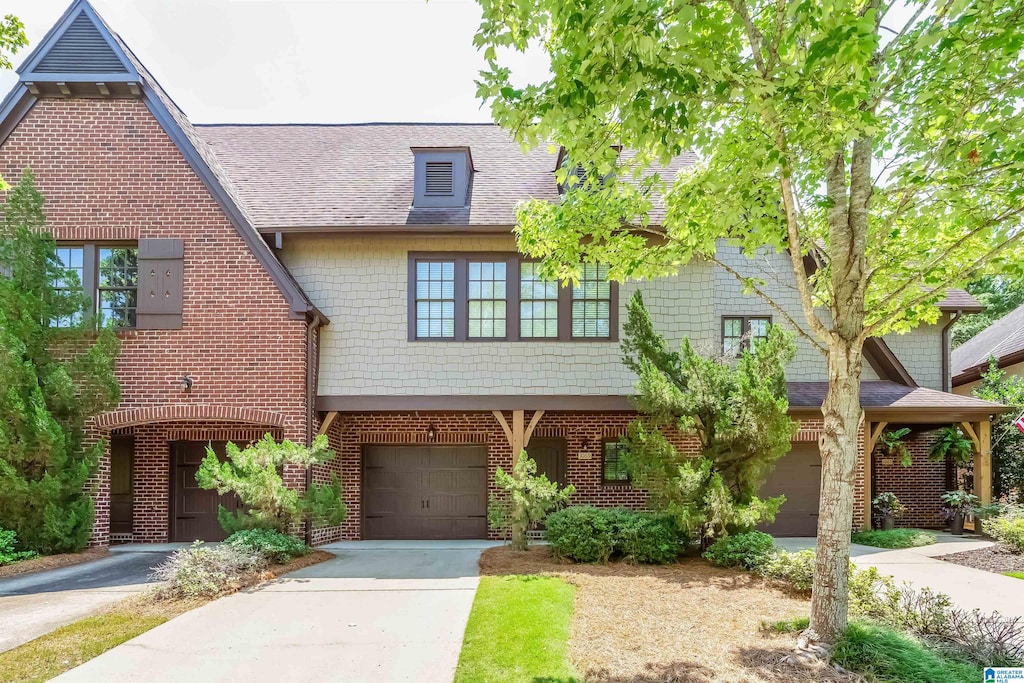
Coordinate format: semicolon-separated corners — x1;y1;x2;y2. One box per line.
722;316;771;354
468;261;506;339
520;262;559;338
571;263;611;338
53;246;85;328
98;247;138;328
602;439;631;485
415;261;455;338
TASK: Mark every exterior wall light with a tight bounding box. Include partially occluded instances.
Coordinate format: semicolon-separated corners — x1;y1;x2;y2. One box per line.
180;375;193;392
427;424;438;442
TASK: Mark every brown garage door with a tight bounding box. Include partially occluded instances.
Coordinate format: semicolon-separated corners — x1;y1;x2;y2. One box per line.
171;441;242;542
363;445;487;540
758;442;822;537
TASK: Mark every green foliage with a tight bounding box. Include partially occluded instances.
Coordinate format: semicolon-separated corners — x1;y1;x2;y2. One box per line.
0;172;120;554
620;292;795;541
0;527;37;565
151;541;266;599
871;492;906;519
974;362;1024;500
703;531;776;569
984;515;1024;554
224;529;309;564
851;529;937;549
929;427;976;469
544;506;683;564
758;548;817;592
832;621;982;683
488;450;574;551
941;490;980;513
196;434;346;534
762;616;810;633
878;428;912;467
952;277;1024;347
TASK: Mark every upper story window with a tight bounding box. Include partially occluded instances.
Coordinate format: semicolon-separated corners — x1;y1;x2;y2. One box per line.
408;253;617;342
53;243;138;329
722;315;771;354
412;147;473;208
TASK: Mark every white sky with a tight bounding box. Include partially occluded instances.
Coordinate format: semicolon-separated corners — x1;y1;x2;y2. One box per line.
0;0;550;124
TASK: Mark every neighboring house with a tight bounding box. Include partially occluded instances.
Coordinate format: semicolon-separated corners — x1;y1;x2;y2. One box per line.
0;0;1007;546
952;303;1024;396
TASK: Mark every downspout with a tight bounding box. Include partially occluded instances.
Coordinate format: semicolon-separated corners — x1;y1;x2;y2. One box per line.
304;315;322;546
941;311;962;393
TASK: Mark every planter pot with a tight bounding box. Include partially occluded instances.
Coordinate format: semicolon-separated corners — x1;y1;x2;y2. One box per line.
881;514;895;531
950;512;965;535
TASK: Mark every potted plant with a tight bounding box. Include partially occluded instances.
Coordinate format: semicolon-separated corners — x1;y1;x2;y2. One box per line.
878;427;912;465
940;490;980;535
928;426;975;468
872;492;906;530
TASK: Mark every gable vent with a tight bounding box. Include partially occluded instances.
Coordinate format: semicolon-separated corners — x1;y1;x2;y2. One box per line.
424;161;454;196
35;13;128;74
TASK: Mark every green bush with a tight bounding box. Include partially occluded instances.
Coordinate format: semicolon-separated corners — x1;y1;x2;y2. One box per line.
832;621;982;683
703;531;776;569
0;527;37;566
984;513;1024;553
758;548;816;591
224;529;309;564
544;506;682;564
151;542;267;599
851;528;937;549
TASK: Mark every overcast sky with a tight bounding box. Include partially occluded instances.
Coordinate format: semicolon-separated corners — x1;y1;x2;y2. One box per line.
0;0;550;124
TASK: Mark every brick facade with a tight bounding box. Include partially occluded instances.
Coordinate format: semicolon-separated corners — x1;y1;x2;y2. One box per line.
0;97;312;546
872;430;948;529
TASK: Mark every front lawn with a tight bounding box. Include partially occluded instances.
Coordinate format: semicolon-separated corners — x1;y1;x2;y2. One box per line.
1006;571;1024;580
850;529;937;549
455;575;578;683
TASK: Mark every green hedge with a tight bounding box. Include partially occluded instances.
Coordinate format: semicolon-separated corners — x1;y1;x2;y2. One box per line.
224;529;309;564
544;506;681;564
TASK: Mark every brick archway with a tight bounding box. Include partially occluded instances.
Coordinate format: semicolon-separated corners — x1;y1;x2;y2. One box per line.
95;404;288;431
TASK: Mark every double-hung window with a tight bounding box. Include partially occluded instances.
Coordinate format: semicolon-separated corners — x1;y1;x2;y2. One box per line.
722;315;771;354
601;438;631;486
53;244;139;329
409;253;617;342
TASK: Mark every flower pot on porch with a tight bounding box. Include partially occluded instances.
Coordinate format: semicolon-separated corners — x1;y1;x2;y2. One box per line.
949;512;965;535
881;514;895;531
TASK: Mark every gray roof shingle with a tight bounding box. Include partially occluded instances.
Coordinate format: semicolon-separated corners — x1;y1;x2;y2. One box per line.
952;303;1024;378
788;380;1005;413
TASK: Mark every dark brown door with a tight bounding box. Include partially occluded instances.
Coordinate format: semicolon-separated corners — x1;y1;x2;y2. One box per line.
171;442;241;542
109;435;134;538
758;442;822;537
363;445;487;540
527;438;567;486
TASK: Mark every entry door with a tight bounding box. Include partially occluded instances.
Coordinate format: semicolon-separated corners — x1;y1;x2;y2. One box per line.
109;435;134;537
527;438;567;486
171;442;241;542
758;442;822;537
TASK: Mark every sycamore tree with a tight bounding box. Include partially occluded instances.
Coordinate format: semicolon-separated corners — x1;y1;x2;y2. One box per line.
473;0;1024;650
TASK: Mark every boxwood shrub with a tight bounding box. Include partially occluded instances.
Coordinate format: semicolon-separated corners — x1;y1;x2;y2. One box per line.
544;506;682;564
703;531;776;569
225;529;309;564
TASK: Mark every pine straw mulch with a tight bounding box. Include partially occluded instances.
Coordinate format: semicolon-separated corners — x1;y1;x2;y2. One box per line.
0;547;109;580
480;546;856;683
938;544;1024;574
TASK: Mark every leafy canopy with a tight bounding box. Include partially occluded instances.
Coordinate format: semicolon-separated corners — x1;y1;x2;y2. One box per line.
196;433;347;534
973;362;1024;500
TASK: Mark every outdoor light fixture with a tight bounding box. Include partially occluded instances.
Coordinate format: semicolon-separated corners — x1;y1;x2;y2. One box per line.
427;424;438;442
180;375;193;392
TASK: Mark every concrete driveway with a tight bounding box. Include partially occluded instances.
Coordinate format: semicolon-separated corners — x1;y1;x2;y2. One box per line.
777;534;1024;619
0;546;171;652
55;540;499;683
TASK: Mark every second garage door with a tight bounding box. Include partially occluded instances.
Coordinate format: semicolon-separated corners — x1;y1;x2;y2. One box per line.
362;445;488;540
758;442;822;537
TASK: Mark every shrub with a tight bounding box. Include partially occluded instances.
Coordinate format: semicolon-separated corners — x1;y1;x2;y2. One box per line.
609;511;681;565
488;451;574;551
758;548;816;591
984;513;1024;554
544;506;615;563
151;542;266;599
832;621;982;683
224;529;309;564
0;527;37;565
703;531;775;569
851;528;937;549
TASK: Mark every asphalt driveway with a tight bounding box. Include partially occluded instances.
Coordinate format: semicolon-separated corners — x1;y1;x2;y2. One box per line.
0;547;170;652
54;540;499;683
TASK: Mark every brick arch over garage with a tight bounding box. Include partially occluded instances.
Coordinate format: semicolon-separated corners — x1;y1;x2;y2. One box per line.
95;404;289;432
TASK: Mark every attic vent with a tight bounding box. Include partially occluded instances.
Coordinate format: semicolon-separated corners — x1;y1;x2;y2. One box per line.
424;161;454;196
35;13;128;74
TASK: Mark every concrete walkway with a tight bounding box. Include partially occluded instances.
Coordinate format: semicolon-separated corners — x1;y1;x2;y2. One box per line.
55;540;501;683
0;547;170;652
777;533;1024;618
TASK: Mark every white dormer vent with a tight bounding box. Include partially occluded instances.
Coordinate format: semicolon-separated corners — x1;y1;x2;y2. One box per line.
424;161;454;196
412;147;473;208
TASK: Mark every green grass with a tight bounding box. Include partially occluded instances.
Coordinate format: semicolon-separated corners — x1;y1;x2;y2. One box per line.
832;621;981;683
455;575;579;683
0;609;172;683
850;529;937;549
1005;571;1024;580
761;616;810;633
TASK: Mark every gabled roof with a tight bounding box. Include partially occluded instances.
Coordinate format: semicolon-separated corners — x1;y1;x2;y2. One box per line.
0;0;324;324
952;303;1024;385
788;380;1007;420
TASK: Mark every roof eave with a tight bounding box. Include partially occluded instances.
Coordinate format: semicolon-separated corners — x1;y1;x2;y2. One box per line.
952;348;1024;387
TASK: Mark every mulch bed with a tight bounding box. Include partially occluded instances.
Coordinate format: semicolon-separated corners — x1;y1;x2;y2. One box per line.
0;547;109;580
480;546;854;683
938;545;1024;574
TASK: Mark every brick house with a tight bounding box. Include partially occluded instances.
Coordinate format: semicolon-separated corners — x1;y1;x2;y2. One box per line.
0;0;1006;547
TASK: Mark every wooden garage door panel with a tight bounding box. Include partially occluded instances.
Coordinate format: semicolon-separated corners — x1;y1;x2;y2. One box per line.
758;442;822;537
171;442;241;543
363;445;487;540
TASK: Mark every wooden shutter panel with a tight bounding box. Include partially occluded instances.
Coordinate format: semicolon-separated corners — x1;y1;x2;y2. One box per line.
136;238;184;329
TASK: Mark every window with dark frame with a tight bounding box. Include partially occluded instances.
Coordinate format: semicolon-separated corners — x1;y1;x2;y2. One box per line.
53;244;138;329
409;253;617;342
602;438;630;485
722;315;772;354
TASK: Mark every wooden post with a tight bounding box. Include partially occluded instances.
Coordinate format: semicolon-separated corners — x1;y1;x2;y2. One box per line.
511;410;525;456
975;420;992;505
862;420;887;531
